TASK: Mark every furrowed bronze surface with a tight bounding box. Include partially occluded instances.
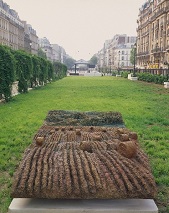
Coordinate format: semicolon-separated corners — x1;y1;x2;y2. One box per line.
11;124;157;199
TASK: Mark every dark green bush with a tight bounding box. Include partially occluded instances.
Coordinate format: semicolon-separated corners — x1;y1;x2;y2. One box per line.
0;44;67;101
14;51;33;93
0;45;16;101
31;55;41;87
121;71;130;78
137;72;168;84
53;62;67;80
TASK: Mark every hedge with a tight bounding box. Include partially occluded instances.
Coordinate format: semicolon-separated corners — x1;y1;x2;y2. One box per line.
137;73;168;85
0;45;67;102
0;45;16;101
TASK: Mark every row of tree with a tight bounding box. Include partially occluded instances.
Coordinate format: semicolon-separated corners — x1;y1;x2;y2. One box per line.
0;45;67;102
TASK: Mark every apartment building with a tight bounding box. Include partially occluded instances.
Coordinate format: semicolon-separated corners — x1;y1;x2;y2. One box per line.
51;44;67;63
39;37;53;61
51;44;61;62
137;0;169;69
97;34;136;71
22;21;38;55
0;0;24;50
0;0;39;54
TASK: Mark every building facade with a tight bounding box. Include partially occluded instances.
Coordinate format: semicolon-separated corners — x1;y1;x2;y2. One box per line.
0;0;24;50
22;21;38;55
51;44;67;63
51;44;61;62
27;24;38;55
137;0;169;69
39;37;53;61
97;34;136;71
0;0;39;54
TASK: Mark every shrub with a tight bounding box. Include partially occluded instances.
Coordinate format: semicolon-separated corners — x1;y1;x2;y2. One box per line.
0;45;16;101
53;62;67;80
137;72;167;85
31;55;41;87
121;71;130;78
14;51;33;93
0;44;66;102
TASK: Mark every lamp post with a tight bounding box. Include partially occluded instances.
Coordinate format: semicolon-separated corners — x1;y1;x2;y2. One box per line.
133;43;137;76
30;42;32;54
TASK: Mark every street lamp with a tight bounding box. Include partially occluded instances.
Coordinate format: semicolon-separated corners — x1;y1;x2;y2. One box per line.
30;42;32;54
133;43;137;76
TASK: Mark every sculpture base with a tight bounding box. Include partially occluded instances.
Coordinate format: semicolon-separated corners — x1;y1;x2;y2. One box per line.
9;198;158;213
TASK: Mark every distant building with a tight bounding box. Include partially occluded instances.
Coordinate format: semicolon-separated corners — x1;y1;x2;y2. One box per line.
39;37;53;61
22;21;31;53
51;44;61;62
27;23;38;55
97;34;136;71
22;21;38;55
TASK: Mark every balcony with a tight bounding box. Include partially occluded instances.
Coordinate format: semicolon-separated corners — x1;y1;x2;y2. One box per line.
142;31;149;37
137;51;149;56
151;13;157;22
156;7;165;17
151;47;164;53
137;26;142;31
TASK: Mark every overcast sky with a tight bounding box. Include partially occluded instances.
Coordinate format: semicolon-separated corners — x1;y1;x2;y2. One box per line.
4;0;145;60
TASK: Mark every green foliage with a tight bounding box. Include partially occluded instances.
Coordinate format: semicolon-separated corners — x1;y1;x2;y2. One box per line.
0;45;16;101
37;48;47;59
53;61;67;80
130;47;136;65
39;58;48;85
0;44;66;102
89;55;98;65
138;73;168;84
14;51;33;93
121;71;130;78
64;57;76;69
31;55;41;87
47;61;54;83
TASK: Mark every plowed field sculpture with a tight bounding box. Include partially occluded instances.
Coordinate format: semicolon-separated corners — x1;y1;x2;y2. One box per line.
11;111;157;199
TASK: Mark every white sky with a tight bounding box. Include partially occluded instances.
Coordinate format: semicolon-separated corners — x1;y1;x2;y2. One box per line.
4;0;145;60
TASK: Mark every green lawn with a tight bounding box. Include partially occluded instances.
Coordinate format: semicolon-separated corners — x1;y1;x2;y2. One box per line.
0;76;169;213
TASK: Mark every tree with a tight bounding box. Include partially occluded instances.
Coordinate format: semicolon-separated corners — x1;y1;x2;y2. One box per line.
130;47;136;65
14;51;33;93
53;62;67;80
64;57;76;69
89;55;98;65
31;55;41;87
39;58;48;85
0;45;16;101
38;48;47;59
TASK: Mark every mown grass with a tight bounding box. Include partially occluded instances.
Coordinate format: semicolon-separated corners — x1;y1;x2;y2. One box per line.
0;76;169;213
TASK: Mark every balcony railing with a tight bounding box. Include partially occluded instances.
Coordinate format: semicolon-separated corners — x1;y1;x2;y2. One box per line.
137;51;149;56
151;47;164;53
